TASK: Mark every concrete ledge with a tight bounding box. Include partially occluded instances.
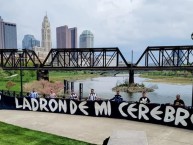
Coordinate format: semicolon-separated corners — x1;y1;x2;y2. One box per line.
107;130;148;145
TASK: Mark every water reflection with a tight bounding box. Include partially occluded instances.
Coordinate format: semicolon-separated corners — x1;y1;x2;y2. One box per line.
74;74;192;106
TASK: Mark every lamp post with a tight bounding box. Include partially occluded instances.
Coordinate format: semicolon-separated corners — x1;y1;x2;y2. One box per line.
129;50;134;85
191;33;193;106
18;52;23;97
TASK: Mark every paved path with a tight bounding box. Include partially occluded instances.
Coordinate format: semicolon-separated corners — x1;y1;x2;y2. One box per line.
0;110;193;145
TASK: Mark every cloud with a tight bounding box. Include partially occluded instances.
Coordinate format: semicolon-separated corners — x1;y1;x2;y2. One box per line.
0;0;193;61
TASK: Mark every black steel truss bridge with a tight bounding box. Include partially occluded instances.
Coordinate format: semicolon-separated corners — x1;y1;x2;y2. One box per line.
0;45;193;71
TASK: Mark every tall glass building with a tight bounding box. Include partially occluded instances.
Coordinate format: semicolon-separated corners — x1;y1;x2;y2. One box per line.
0;16;17;49
22;34;40;49
79;30;94;48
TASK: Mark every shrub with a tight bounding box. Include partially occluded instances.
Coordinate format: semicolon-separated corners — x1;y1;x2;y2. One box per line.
6;81;16;90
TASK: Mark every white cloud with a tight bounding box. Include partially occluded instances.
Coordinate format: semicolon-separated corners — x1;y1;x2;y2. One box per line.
0;0;193;61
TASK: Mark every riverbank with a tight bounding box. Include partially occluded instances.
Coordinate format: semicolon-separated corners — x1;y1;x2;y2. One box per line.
50;71;100;81
0;71;101;92
140;74;192;84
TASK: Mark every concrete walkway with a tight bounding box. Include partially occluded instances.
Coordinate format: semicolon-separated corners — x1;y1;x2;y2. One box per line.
0;110;193;145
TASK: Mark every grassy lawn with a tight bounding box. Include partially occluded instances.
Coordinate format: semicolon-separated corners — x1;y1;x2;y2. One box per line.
49;71;99;81
0;121;93;145
0;81;21;91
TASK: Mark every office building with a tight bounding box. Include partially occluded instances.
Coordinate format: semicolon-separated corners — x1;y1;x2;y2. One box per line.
0;16;17;49
79;30;94;48
0;17;4;48
56;25;77;48
22;34;40;49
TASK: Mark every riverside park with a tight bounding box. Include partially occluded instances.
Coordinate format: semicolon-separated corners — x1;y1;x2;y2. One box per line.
0;45;193;145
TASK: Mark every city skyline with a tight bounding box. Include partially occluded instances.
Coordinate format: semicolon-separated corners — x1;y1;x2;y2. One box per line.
1;0;193;61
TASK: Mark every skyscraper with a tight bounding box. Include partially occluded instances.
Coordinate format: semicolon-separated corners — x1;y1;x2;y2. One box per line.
56;25;77;48
69;27;77;48
79;30;94;48
33;14;52;62
41;14;52;52
22;34;40;49
0;16;17;49
0;17;4;49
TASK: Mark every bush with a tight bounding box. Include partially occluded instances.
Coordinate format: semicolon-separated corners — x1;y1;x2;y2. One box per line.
6;81;16;90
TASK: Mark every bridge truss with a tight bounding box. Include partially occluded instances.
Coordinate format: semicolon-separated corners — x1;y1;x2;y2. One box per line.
135;45;193;70
0;48;130;70
42;48;130;70
0;46;193;71
0;49;41;70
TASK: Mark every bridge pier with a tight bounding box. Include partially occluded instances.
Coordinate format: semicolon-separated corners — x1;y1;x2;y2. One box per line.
129;70;134;85
37;70;49;81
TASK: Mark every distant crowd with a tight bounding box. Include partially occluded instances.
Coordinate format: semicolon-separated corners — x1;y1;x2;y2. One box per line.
27;88;186;107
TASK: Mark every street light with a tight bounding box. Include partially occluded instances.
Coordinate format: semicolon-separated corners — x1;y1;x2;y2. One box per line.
18;51;23;97
191;33;193;106
129;50;134;85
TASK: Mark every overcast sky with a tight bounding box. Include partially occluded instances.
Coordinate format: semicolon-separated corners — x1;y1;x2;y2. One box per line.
1;0;193;61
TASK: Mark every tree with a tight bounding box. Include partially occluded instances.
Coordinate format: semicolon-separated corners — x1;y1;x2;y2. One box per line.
23;80;63;96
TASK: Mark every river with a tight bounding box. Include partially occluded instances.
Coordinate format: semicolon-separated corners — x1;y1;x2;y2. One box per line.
73;74;192;106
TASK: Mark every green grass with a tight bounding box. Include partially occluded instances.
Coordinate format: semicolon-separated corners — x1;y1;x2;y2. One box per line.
140;73;192;84
0;81;21;91
0;121;94;145
0;71;100;92
49;71;99;81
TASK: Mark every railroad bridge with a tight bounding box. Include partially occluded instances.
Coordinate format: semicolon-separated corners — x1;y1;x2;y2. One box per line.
1;45;193;81
1;45;193;69
1;45;193;105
